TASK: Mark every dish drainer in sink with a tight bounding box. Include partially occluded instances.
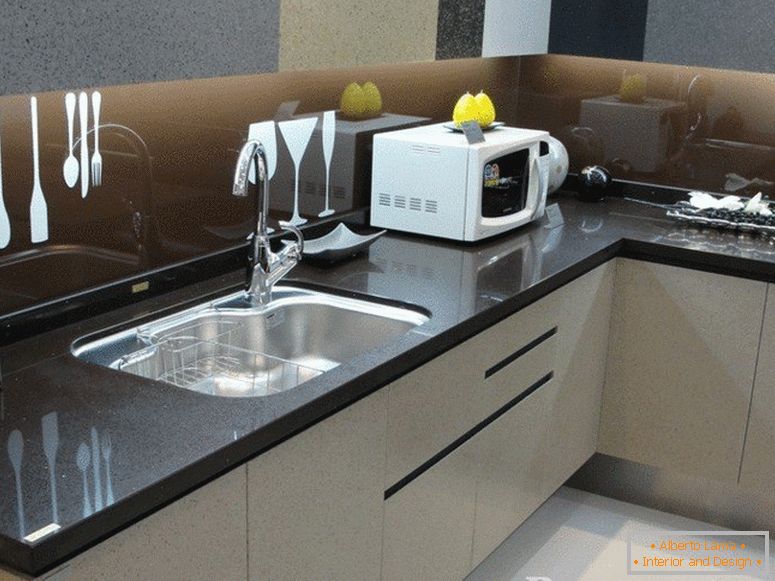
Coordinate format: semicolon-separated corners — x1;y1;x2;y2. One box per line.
114;320;335;397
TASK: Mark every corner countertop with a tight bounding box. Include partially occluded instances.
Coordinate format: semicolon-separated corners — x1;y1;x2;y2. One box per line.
1;194;774;576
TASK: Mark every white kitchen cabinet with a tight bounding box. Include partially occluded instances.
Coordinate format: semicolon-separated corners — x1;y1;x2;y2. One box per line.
599;259;767;484
384;284;564;490
542;262;614;493
246;390;387;581
39;467;248;581
382;433;482;581
384;264;613;577
739;284;775;490
471;377;551;566
471;264;614;567
382;339;488;491
382;285;561;580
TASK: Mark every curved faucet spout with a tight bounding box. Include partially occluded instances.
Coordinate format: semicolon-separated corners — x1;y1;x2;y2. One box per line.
232;138;303;305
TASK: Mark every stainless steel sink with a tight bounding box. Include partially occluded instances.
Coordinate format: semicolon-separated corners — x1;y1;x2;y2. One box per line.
73;286;429;397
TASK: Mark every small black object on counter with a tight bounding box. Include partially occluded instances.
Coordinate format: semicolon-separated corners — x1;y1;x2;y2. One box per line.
578;165;612;202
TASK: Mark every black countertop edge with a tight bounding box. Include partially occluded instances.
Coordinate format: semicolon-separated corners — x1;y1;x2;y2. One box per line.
620;238;775;283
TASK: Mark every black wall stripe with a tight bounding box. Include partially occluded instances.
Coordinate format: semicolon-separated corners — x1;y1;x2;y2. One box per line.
484;327;557;380
548;0;649;61
384;371;554;500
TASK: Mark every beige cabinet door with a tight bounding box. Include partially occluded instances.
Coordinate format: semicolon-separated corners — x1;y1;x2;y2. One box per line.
384;280;563;490
247;391;387;581
42;468;248;581
382;429;482;581
740;284;775;490
599;259;767;483
542;262;614;494
471;376;551;567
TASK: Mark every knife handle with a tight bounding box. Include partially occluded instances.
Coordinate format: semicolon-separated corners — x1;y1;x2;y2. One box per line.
78;92;89;197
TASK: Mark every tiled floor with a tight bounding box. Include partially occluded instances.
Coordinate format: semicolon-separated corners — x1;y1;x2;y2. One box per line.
468;487;770;581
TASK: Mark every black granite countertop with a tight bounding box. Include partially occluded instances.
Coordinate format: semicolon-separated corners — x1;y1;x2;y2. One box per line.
1;194;775;576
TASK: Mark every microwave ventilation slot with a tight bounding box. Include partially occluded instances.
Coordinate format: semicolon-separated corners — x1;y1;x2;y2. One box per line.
333;185;345;200
426;146;441;156
378;193;440;214
409;144;425;154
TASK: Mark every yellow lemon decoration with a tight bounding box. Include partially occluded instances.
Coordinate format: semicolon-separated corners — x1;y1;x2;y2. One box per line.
340;82;367;119
453;91;497;128
619;73;647;104
474;91;496;127
340;82;383;119
362;81;383;117
453;92;479;127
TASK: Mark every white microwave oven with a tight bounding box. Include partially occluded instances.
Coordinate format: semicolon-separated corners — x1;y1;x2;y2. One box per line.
370;123;550;242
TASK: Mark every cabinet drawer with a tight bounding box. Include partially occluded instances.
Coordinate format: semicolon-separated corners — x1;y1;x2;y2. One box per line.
482;327;557;415
385;293;561;488
472;376;550;566
382;430;481;581
384;371;556;579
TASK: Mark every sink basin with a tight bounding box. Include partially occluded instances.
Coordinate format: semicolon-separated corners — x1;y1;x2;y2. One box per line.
73;286;429;397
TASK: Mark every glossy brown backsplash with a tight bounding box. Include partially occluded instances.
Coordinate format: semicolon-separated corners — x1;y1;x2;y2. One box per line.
0;57;520;319
3;51;775;325
516;54;775;195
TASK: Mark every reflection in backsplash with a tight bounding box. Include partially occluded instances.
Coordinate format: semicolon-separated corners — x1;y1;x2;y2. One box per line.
517;54;775;197
5;408;118;542
0;57;520;321
2;52;775;326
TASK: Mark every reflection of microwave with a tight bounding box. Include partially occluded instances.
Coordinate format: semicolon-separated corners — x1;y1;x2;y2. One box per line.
370;123;549;242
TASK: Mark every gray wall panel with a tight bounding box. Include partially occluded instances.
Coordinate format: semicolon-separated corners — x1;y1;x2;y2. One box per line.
0;0;280;95
645;0;775;73
436;0;485;60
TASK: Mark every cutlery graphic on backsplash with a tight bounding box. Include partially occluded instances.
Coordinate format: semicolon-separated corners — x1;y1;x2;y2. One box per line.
29;96;49;243
42;412;60;523
63;92;78;188
7;430;25;538
278;118;317;226
319;110;336;218
91;91;102;187
101;431;115;505
76;442;92;518
79;92;89;198
0;126;10;249
91;427;103;511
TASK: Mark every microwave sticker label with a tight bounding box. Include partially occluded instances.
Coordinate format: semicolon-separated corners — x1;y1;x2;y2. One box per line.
484;163;500;188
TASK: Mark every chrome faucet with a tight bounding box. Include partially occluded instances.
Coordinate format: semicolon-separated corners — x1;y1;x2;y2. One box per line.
232;139;303;305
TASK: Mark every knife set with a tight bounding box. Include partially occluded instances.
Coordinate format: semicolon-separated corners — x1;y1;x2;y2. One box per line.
0;91;105;248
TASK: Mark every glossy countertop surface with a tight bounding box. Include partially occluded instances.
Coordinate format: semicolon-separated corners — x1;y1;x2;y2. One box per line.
1;194;775;575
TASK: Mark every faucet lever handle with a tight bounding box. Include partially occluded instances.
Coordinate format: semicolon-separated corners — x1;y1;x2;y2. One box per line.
278;221;304;256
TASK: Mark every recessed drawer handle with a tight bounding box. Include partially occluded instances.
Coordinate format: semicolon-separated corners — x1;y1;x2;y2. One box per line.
484;326;557;379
